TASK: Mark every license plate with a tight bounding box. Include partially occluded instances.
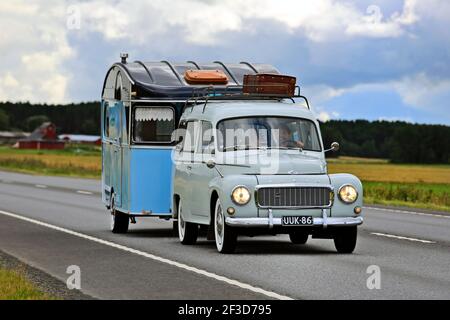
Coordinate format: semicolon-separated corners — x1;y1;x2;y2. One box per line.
281;216;313;226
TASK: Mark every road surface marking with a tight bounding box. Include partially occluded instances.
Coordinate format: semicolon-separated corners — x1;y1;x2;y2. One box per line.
76;190;93;195
35;184;47;189
0;209;293;300
371;232;436;244
365;206;449;219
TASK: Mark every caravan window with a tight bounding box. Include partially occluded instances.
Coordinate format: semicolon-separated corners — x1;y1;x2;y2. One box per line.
115;73;123;100
132;107;175;143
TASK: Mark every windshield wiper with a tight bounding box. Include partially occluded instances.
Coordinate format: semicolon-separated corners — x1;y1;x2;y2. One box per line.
266;146;303;152
222;145;258;151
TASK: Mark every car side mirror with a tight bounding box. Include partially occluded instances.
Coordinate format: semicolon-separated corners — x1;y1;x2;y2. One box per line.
206;159;216;169
325;142;340;153
331;142;340;151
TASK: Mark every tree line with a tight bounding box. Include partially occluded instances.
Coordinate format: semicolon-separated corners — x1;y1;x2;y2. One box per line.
0;101;99;135
320;119;450;163
0;102;449;164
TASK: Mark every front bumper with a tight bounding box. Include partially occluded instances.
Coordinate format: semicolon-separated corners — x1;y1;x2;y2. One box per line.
225;209;363;228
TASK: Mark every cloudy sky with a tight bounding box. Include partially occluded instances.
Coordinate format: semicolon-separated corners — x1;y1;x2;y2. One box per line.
0;0;449;124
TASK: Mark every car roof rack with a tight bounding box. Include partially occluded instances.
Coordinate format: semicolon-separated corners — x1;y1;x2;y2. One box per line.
182;85;311;113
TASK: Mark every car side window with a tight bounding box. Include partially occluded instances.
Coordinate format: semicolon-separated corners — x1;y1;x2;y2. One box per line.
183;121;199;153
198;121;215;154
175;120;187;149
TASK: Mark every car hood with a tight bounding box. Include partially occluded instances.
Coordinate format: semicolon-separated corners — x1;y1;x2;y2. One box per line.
216;150;327;176
255;172;331;185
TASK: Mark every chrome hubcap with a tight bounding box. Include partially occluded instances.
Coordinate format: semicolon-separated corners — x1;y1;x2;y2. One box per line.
215;201;224;248
178;203;185;241
110;196;115;230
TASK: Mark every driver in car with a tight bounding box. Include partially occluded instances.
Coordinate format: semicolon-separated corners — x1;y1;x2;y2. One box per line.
279;125;304;148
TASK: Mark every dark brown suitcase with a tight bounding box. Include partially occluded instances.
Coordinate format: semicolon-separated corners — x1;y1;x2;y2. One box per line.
243;73;296;96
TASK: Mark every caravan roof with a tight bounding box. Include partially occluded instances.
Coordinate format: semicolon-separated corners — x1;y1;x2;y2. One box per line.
103;60;280;99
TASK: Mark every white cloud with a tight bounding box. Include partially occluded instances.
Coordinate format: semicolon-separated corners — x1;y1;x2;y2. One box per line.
304;73;450;123
393;73;450;115
76;0;420;45
347;0;418;38
0;1;73;104
0;0;448;124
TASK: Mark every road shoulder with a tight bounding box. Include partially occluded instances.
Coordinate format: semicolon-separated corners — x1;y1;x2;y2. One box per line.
0;250;94;300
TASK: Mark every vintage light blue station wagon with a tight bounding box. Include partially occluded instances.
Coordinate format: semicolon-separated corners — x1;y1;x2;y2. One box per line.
101;54;363;254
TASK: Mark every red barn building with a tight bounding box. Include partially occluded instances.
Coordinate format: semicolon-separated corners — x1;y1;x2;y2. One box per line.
18;122;65;150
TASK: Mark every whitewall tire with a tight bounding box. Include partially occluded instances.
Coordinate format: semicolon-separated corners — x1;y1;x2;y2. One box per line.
214;198;237;253
178;199;198;244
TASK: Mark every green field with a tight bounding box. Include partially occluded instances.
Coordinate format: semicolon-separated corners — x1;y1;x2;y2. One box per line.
0;146;448;212
0;268;55;300
327;157;450;212
0;145;100;178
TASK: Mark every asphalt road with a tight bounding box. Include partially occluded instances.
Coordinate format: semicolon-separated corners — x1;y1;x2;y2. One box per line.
0;171;449;299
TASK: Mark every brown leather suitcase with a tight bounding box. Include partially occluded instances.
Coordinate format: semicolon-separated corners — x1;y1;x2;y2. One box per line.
184;69;228;85
243;73;296;96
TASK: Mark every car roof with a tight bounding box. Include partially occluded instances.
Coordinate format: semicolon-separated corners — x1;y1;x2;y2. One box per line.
181;100;317;123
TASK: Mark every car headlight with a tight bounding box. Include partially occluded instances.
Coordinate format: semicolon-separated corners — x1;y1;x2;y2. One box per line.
231;186;251;205
338;184;358;204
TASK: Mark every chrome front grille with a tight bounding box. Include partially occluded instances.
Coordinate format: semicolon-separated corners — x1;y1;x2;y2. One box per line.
256;186;332;208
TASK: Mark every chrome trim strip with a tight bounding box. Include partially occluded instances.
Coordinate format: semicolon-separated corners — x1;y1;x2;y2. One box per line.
225;216;363;227
129;145;175;150
128;212;172;216
255;183;334;190
268;209;273;229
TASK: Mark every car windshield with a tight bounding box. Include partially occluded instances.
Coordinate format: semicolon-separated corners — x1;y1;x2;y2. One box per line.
217;117;322;152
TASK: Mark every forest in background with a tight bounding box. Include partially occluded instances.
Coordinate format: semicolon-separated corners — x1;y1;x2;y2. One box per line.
0;101;449;164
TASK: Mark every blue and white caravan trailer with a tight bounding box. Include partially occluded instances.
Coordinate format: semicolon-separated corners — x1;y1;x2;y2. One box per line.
101;54;281;233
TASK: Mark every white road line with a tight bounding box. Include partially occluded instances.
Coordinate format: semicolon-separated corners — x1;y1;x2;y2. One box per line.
364;206;449;219
76;190;93;195
35;184;47;189
0;209;293;300
371;232;436;244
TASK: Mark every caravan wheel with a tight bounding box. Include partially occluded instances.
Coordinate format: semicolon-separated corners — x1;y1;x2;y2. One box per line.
110;195;129;233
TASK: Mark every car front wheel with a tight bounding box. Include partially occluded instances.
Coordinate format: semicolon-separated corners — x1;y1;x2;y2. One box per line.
214;198;237;254
178;199;198;245
334;226;357;253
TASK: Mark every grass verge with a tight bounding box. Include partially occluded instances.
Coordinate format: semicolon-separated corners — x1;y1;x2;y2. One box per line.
0;145;100;178
0;267;55;300
363;182;450;212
